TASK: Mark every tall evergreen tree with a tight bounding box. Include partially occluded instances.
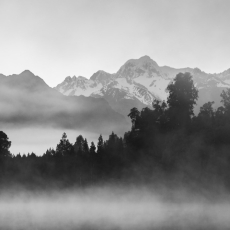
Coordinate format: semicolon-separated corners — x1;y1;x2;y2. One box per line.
97;135;104;154
56;132;73;156
128;107;140;130
83;138;89;154
74;135;84;154
89;142;96;155
167;72;198;128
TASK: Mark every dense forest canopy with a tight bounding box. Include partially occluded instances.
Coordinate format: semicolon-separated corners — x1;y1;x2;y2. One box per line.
1;72;230;189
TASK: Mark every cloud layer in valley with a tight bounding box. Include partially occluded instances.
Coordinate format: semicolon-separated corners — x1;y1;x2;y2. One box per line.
0;71;129;134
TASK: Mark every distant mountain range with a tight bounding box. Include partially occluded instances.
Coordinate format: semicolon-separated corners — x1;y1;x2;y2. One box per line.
0;70;129;135
55;56;230;115
1;56;230;137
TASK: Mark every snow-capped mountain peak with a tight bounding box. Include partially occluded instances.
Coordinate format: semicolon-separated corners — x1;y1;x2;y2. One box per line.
90;70;114;85
123;55;158;68
54;55;230;117
116;55;161;80
55;75;102;97
54;56;172;108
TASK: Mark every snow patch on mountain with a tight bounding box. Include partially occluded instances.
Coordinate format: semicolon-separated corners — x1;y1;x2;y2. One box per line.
115;78;156;105
133;74;170;101
55;76;103;97
116;55;163;80
91;78;155;106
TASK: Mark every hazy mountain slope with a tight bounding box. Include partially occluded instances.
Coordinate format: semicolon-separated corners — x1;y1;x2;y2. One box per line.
0;71;129;135
55;56;230;115
92;84;147;118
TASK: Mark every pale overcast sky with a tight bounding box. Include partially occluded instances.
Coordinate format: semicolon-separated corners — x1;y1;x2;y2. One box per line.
0;0;230;87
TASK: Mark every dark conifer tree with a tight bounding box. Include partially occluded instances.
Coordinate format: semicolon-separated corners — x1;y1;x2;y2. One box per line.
83;138;89;155
128;107;140;130
0;131;11;158
56;132;73;156
197;101;215;130
43;148;55;158
89;142;96;154
167;72;198;128
74;135;84;154
97;135;104;154
15;153;22;159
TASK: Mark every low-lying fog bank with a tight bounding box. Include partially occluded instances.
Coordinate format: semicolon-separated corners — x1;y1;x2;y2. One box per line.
3;127;103;155
0;186;230;230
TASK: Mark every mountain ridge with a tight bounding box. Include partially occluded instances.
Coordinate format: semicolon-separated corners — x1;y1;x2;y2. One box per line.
54;56;230;116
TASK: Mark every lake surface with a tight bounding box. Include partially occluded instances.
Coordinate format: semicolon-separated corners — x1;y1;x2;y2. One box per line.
3;127;105;156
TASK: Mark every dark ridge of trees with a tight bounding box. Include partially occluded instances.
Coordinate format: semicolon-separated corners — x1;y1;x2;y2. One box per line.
2;72;230;189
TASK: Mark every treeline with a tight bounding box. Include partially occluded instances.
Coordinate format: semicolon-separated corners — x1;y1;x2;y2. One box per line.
0;131;127;187
1;72;230;188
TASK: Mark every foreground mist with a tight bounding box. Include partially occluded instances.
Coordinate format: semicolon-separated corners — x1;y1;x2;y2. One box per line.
0;186;230;230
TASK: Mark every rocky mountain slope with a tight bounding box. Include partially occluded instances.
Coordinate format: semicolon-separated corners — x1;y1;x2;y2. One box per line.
55;56;230;115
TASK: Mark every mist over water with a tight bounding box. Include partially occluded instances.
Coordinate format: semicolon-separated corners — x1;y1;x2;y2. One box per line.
4;127;105;155
0;186;230;230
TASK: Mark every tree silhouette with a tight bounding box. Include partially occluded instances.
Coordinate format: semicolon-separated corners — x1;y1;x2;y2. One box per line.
56;132;73;156
83;138;89;155
199;101;215;118
89;142;96;154
0;131;11;158
97;135;104;154
105;132;123;156
167;72;198;128
128;107;140;130
74;135;84;154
